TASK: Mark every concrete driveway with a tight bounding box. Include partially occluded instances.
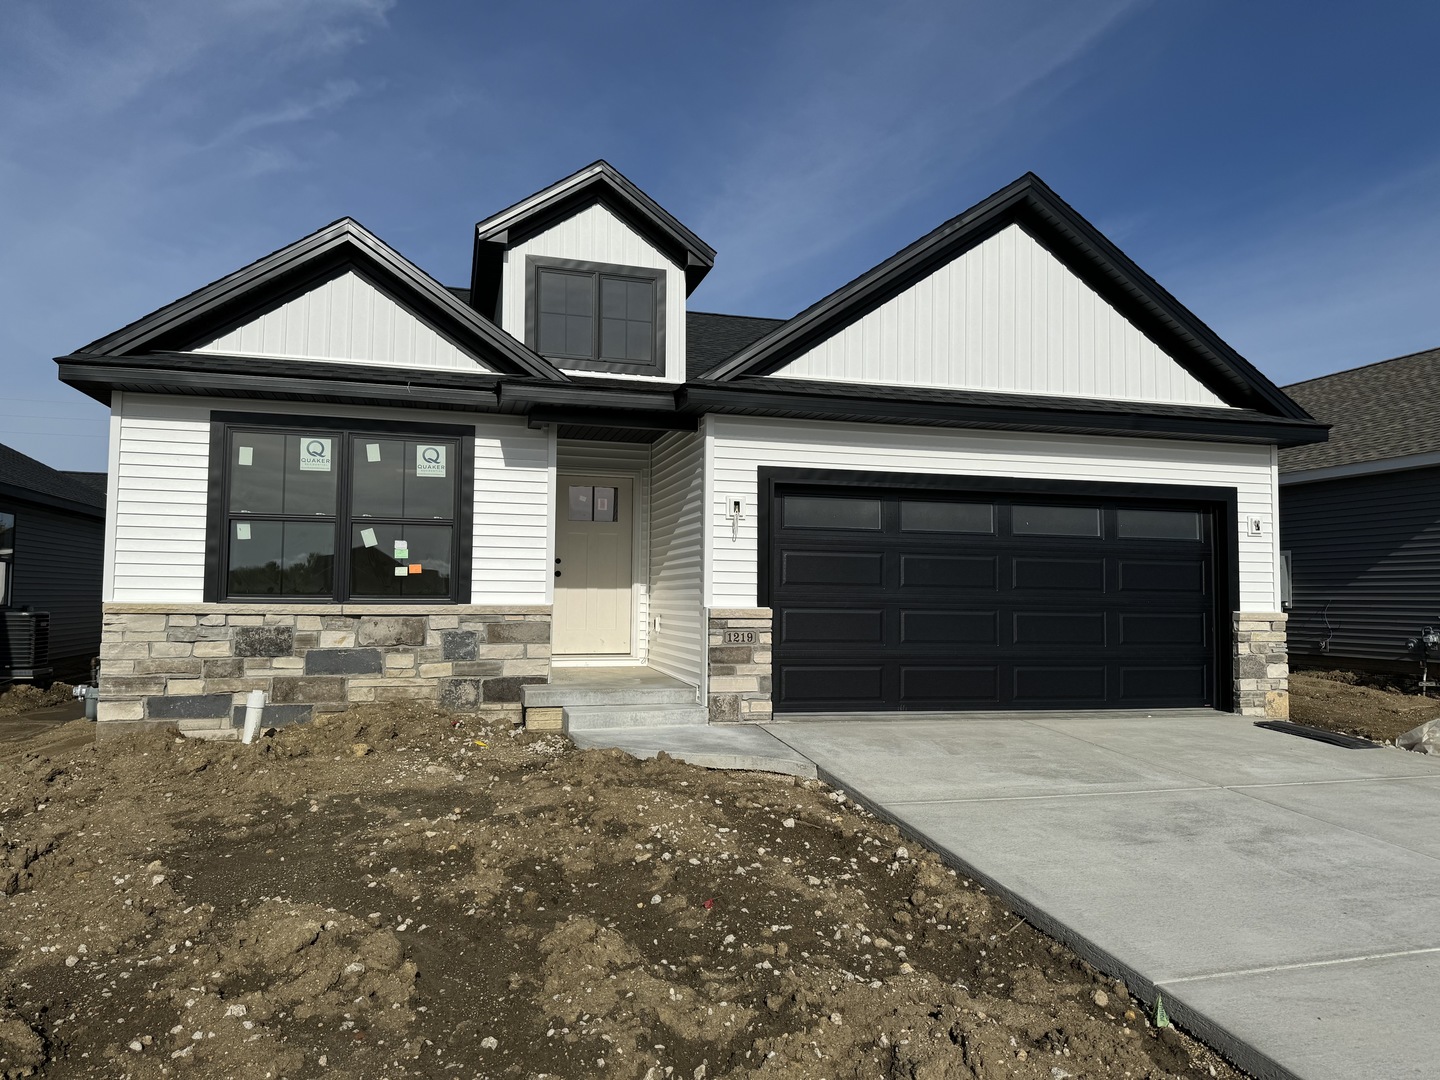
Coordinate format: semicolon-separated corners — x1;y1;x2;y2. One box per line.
763;711;1440;1080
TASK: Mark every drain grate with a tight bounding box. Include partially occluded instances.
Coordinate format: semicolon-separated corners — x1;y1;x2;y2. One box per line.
1254;720;1381;749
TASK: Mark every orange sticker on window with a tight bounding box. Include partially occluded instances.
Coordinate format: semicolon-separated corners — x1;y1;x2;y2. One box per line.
408;564;422;575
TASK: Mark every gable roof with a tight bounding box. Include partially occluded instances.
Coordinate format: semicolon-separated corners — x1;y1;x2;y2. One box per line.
700;173;1311;421
469;161;716;318
1280;345;1440;474
0;442;106;516
74;218;566;382
686;311;786;380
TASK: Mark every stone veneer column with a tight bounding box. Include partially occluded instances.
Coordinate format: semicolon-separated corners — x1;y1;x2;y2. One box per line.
96;604;551;739
1233;612;1288;718
707;608;773;723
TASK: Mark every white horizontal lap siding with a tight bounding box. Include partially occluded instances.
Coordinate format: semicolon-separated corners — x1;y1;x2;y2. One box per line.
707;417;1278;612
500;203;685;383
773;224;1228;409
556;440;652;658
192;269;490;373
648;431;706;689
108;394;550;606
111;396;212;602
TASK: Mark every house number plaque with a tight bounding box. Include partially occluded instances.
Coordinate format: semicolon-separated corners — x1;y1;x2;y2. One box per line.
723;630;757;645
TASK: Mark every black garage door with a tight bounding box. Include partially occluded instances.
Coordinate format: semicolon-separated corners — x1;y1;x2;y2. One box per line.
769;485;1219;712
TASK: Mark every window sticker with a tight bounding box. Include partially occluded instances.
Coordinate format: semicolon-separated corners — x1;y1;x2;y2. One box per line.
366;443;382;463
235;522;251;540
568;486;593;521
393;566;408;577
408;564;422;575
415;444;447;477
237;446;253;467
360;528;377;548
393;539;409;561
594;486;617;523
298;437;332;472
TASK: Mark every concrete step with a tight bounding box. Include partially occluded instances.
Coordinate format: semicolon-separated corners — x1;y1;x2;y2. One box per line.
563;704;710;731
175;717;236;733
183;728;240;742
525;684;697;708
568;725;817;778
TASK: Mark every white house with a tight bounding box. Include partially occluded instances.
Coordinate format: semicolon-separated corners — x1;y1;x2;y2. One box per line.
59;163;1323;737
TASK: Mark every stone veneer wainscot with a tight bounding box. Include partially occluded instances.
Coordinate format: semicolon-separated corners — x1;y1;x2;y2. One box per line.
97;604;551;738
707;608;772;723
1234;611;1288;718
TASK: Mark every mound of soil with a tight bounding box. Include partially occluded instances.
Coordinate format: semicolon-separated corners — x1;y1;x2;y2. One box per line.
1;707;1243;1079
1289;671;1440;742
0;683;75;718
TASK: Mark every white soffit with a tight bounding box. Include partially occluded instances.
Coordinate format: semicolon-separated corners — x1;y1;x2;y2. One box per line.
191;269;492;372
771;224;1230;409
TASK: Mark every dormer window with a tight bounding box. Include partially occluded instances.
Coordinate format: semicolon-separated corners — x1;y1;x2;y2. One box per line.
526;256;665;375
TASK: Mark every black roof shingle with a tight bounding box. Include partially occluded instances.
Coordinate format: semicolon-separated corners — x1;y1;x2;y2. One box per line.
0;442;107;511
686;311;785;380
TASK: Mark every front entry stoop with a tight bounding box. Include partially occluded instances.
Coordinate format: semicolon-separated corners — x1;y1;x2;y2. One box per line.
562;703;709;731
521;666;701;731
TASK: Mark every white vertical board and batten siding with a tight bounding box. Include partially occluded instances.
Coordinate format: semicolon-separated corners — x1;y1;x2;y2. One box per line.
648;430;707;690
706;416;1280;612
107;394;551;605
500;203;686;383
191;270;490;373
772;224;1229;409
555;440;651;662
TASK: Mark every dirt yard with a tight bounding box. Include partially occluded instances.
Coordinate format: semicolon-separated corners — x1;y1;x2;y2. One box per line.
0;683;75;719
1288;670;1440;742
0;707;1243;1080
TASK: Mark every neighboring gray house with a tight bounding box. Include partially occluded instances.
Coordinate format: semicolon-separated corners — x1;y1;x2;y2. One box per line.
56;163;1324;737
1280;346;1440;672
0;442;106;682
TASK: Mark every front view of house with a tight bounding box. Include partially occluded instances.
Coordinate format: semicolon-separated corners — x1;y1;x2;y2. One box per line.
61;164;1324;737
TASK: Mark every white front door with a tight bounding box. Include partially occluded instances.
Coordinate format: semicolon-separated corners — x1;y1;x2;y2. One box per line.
554;474;634;655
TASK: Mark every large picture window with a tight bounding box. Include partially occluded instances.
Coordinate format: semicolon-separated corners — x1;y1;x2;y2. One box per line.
209;416;472;603
526;256;664;375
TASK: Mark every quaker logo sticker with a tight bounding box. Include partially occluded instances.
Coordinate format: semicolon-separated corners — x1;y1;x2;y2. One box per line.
415;444;447;477
298;437;332;472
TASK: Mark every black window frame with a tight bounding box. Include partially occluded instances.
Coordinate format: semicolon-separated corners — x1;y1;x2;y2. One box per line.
204;412;474;604
524;255;666;375
0;507;14;609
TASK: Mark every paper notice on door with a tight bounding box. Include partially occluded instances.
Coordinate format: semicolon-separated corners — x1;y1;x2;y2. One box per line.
393;566;407;577
408;564;422;575
237;446;253;467
235;522;251;540
360;528;377;548
366;443;381;463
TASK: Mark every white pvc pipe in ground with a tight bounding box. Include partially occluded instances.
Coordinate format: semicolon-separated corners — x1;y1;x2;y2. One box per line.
241;690;266;744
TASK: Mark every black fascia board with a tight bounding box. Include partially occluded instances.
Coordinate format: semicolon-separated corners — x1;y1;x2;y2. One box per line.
525;407;698;433
679;384;1328;447
701;173;1310;422
0;481;106;520
57;357;502;413
498;380;682;414
76;218;566;383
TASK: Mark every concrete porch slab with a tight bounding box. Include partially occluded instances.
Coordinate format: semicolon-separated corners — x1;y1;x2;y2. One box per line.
568;723;817;778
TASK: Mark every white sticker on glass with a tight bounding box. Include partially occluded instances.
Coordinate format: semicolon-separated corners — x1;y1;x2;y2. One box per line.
393;566;408;577
366;443;382;463
360;528;377;547
237;446;253;467
415;444;446;477
298;437;332;472
235;522;251;540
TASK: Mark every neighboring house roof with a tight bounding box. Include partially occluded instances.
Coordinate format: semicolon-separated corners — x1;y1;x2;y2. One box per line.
686;312;787;380
1280;345;1440;474
61;471;108;496
0;442;106;516
699;173;1311;423
69;218;567;385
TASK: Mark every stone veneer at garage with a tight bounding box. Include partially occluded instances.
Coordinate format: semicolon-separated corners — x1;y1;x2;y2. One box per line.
97;604;551;737
1234;612;1288;718
707;608;773;723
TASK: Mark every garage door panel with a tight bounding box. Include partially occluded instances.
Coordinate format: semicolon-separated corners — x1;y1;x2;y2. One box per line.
1012;557;1106;592
1119;665;1210;703
1014;666;1108;702
780;664;885;707
1118;558;1207;593
782;550;884;586
900;554;998;590
1119;612;1208;646
901;610;998;645
781;608;885;644
1013;611;1107;646
900;665;999;703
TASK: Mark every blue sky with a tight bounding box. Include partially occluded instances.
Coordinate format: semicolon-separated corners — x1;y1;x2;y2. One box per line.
3;1;1438;471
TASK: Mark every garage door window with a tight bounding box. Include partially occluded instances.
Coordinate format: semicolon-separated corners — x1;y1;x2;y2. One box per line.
900;501;994;534
1117;508;1201;540
783;496;881;530
1012;505;1101;537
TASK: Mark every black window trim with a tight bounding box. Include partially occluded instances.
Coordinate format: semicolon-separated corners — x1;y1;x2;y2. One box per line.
0;506;14;609
204;411;474;605
524;255;666;376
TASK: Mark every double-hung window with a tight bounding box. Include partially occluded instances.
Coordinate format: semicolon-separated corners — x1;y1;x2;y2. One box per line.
526;256;664;375
0;511;14;608
209;415;471;603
